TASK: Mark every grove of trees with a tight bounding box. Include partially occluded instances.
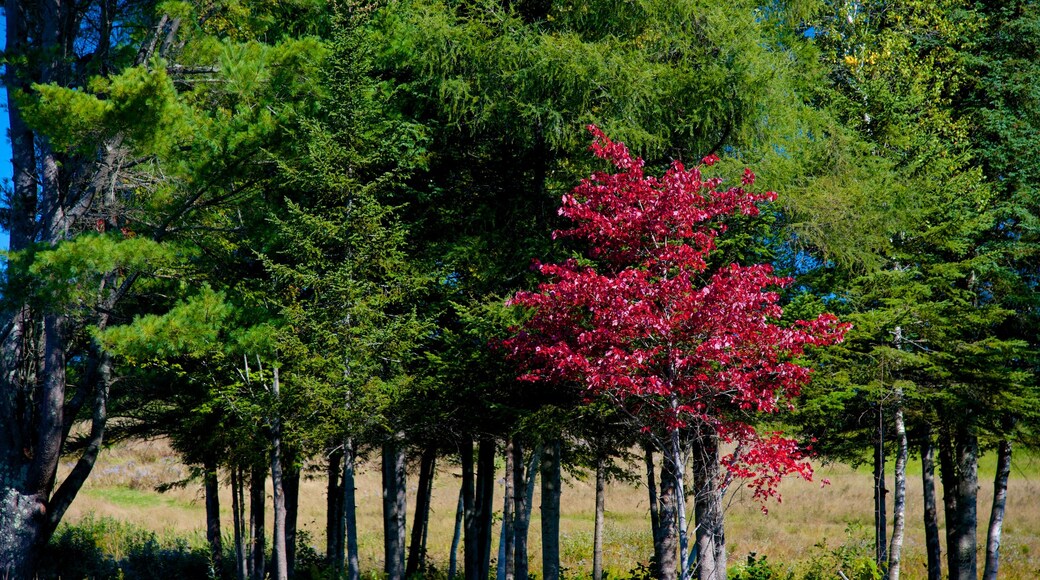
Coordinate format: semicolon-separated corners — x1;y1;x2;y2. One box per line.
1;1;1036;579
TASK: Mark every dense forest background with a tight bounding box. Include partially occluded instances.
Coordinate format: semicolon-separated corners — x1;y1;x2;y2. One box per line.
1;1;1038;579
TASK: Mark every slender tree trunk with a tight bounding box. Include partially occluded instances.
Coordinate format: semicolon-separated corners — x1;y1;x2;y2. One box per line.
383;437;407;580
983;439;1011;580
327;448;345;576
888;396;908;580
920;434;941;580
657;437;680;580
498;438;516;580
204;458;224;570
232;466;248;580
249;464;267;580
593;454;607;580
450;486;464;580
270;370;288;580
284;460;300;578
408;446;437;577
476;438;497;580
462;437;478;580
874;408;887;571
645;443;664;576
692;430;724;580
540;439;562;580
514;441;538;580
669;430;691;580
344;439;361;580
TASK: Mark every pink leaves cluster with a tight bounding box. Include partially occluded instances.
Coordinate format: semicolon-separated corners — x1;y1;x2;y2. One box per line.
506;126;849;498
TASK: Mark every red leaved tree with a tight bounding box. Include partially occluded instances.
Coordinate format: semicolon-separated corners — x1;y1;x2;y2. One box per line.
506;127;848;580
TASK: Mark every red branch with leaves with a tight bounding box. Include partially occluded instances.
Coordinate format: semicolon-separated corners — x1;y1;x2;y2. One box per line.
506;126;849;501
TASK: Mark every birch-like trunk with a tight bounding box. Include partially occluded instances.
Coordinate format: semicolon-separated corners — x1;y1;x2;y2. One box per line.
887;393;908;580
593;455;607;580
645;443;664;572
231;467;248;580
514;442;539;580
983;439;1011;580
270;369;288;580
249;464;266;580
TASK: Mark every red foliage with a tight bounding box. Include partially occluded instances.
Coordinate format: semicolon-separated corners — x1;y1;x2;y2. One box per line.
506;126;849;500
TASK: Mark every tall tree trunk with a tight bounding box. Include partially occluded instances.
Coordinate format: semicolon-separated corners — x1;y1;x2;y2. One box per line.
983;439;1011;580
657;437;680;580
450;486;464;580
645;442;664;577
498;438;516;580
462;437;478;580
941;425;979;580
540;439;562;580
270;369;288;580
382;437;407;580
250;464;267;580
344;439;360;580
476;438;497;580
408;446;437;577
232;466;248;580
593;454;607;580
874;407;887;571
514;441;539;580
887;396;908;580
284;460;301;578
952;428;979;580
669;430;691;580
920;434;941;580
204;458;224;571
692;429;724;580
327;448;345;576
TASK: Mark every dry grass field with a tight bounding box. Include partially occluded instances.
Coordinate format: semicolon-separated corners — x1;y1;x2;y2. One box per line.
58;439;1040;578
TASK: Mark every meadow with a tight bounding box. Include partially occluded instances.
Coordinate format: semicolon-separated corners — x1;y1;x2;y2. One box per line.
55;439;1040;579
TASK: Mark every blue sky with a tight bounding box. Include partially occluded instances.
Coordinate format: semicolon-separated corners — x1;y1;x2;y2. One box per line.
1;15;11;252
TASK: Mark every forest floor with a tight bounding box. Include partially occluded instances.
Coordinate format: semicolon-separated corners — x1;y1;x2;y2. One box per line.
57;438;1040;579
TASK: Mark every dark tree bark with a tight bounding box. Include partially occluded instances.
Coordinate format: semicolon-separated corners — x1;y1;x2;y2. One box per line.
407;446;437;577
476;438;497;580
540;439;562;580
249;464;267;580
284;460;301;578
344;439;360;580
498;438;516;580
382;438;408;580
462;437;478;580
874;408;888;571
920;434;942;580
983;439;1011;580
940;426;979;580
232;466;248;580
644;442;664;577
327;448;345;576
204;458;224;570
449;486;464;580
